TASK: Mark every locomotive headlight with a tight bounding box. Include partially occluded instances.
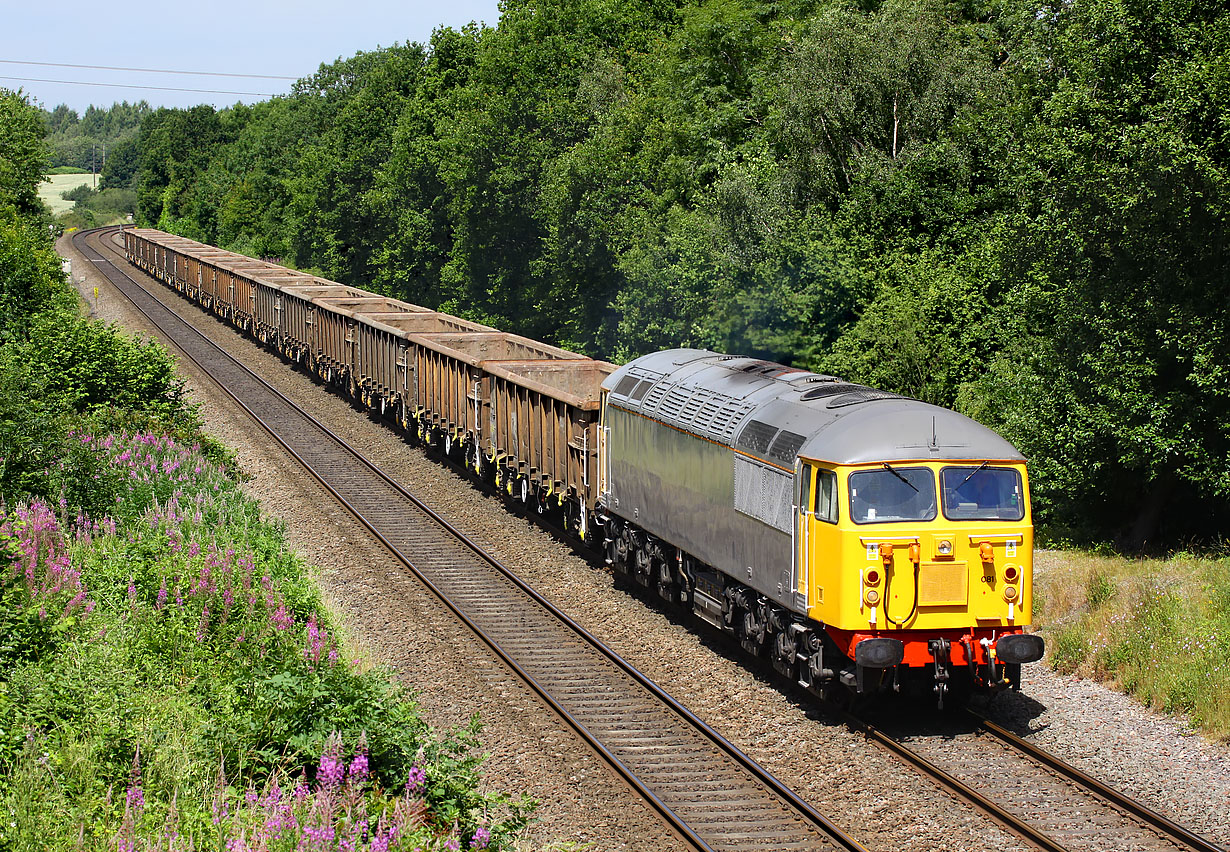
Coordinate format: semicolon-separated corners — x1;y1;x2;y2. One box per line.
936;539;954;557
864;588;881;606
1003;585;1019;602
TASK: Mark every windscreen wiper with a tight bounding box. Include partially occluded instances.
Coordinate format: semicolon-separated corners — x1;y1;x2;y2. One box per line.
959;461;989;486
882;462;919;492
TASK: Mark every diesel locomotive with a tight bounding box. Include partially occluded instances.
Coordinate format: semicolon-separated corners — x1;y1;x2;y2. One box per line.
122;226;1044;705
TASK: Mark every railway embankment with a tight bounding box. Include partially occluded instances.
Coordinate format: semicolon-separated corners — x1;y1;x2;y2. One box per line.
0;234;530;851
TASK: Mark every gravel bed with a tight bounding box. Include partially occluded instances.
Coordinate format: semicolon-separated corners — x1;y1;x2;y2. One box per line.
64;233;1230;851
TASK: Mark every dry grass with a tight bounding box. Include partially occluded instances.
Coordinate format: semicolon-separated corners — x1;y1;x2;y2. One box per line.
38;172;97;215
1033;549;1230;739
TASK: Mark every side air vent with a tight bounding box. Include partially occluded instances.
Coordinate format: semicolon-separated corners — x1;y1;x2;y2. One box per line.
734;456;794;533
736;419;778;455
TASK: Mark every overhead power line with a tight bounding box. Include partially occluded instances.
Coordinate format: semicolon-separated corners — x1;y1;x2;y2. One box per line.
0;58;297;81
0;75;278;98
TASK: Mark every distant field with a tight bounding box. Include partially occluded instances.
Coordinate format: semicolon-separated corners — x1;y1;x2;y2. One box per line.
39;172;98;215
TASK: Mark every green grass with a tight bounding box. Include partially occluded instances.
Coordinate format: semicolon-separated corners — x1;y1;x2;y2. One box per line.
1034;549;1230;739
38;173;98;215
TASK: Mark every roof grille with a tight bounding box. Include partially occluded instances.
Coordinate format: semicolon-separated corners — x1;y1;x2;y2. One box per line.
640;381;671;411
736;419;778;455
613;375;639;397
827;389;905;408
711;403;757;442
657;385;695;420
801;383;865;401
768;430;807;463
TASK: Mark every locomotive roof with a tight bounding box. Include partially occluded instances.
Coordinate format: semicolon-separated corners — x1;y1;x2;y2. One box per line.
602;349;1024;466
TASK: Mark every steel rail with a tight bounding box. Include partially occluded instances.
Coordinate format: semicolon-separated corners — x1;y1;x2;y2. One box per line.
75;226;865;852
968;711;1227;852
834;708;1070;852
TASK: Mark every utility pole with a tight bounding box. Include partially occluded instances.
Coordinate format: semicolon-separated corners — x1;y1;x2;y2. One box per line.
92;143;97;190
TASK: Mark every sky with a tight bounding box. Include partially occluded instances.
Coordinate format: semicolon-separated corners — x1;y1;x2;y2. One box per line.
1;0;502;114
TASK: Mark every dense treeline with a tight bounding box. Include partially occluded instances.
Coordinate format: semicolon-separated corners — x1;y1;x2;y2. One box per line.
42;100;149;188
133;0;1228;549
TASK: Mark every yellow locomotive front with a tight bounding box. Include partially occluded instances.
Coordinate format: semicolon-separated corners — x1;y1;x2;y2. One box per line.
797;457;1043;701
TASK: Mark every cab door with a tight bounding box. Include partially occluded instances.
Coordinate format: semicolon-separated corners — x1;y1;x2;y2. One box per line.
797;462;843;623
794;462;815;613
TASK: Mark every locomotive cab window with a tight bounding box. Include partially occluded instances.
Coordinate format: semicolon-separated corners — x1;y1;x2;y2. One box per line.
815;468;838;523
849;466;936;524
941;466;1024;521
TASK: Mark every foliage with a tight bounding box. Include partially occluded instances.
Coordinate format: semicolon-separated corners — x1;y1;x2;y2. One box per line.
0;309;196;510
971;0;1230;546
56;186;138;230
0;88;51;221
0;206;66;343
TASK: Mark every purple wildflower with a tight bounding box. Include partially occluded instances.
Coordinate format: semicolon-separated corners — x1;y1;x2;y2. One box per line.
404;765;426;795
317;735;345;788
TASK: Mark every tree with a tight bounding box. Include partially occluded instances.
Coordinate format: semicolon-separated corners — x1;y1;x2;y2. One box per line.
978;0;1230;547
0;88;50;219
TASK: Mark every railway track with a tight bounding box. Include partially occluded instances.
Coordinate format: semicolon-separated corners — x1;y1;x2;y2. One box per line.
73;225;1227;852
839;703;1227;852
74;225;864;852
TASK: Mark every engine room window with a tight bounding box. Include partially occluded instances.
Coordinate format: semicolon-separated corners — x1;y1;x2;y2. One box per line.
849;467;937;524
941;466;1025;521
815;469;838;523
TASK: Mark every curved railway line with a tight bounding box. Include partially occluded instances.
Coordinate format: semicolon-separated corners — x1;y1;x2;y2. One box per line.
72;225;1227;852
74;226;864;852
